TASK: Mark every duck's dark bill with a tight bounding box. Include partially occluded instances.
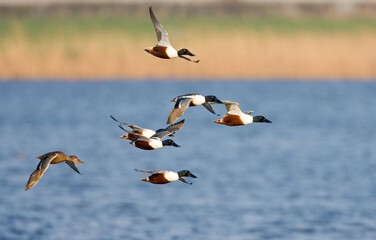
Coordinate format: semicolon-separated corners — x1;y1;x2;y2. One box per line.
190;173;198;178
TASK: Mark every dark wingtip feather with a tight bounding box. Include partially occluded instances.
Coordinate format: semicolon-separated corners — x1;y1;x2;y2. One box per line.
110;115;118;122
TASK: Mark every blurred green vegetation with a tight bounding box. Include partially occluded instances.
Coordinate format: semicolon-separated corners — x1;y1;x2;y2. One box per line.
1;15;376;41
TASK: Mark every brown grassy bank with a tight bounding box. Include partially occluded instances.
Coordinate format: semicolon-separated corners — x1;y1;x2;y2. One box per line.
0;17;376;80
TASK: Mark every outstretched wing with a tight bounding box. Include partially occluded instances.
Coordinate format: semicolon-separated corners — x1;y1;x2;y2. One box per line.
134;168;167;174
149;6;170;47
65;161;82;175
25;153;57;191
117;124;144;138
178;55;200;63
202;102;217;115
152;119;185;139
167;97;193;124
222;100;243;115
179;177;192;185
120;128;151;142
110;115;145;132
25;168;46;191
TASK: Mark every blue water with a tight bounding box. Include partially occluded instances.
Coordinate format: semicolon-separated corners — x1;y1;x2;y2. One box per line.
1;80;376;240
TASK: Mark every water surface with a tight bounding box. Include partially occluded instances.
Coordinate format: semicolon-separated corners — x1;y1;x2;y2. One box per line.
1;81;376;240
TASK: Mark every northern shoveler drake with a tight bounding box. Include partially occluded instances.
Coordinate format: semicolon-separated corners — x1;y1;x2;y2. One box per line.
110;115;174;141
121;119;185;150
135;169;197;184
167;94;223;124
214;100;272;126
145;6;199;63
25;151;84;191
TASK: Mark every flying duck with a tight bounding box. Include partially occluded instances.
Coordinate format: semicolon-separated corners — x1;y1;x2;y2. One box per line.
214;100;272;126
25;151;84;191
145;6;199;63
110;115;174;141
121;119;185;150
135;169;197;184
167;94;223;124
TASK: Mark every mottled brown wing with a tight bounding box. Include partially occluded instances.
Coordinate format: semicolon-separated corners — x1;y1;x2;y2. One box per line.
25;168;46;191
25;153;58;191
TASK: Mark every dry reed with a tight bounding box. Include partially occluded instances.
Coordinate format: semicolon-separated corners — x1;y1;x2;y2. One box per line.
0;30;375;80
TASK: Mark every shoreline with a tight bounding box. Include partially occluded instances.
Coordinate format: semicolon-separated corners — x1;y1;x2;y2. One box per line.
1;77;375;82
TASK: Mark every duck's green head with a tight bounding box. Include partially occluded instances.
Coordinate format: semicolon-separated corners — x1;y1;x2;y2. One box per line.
205;95;223;104
253;116;272;123
178;48;195;56
178;170;197;178
162;139;180;147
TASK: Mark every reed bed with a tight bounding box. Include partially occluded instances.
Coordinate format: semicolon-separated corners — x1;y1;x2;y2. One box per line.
0;16;375;80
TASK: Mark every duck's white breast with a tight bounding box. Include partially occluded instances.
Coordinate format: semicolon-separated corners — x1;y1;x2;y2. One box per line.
166;46;178;58
149;139;163;149
164;171;179;181
240;114;253;124
191;95;205;105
